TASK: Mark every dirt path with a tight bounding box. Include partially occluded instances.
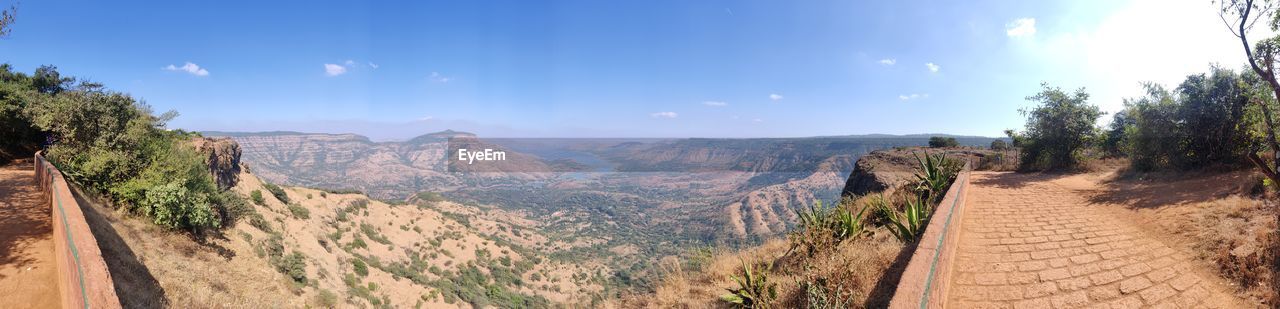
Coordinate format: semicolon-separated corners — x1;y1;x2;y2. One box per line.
0;161;59;308
946;172;1247;308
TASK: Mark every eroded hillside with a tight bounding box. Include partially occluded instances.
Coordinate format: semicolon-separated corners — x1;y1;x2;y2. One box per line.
83;164;609;308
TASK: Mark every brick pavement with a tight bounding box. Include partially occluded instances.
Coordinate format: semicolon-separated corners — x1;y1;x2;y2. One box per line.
945;172;1246;308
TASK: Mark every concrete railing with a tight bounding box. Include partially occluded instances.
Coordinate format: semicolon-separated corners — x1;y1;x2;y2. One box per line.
888;161;973;309
34;154;122;309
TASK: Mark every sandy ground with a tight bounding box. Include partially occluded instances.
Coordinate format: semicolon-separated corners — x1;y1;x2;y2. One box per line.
947;172;1250;308
0;160;59;308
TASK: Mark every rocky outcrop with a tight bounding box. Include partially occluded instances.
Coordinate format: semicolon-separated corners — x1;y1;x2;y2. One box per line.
191;137;242;190
840;147;991;198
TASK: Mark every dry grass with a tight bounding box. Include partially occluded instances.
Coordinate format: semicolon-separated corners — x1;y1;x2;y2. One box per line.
69;181;297;308
1097;169;1279;306
622;224;907;308
1182;196;1278;305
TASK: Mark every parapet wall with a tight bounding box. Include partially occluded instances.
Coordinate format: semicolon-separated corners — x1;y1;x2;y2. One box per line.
34;154;122;309
888;161;973;308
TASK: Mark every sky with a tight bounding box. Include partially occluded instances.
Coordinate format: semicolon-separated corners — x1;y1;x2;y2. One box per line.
0;0;1266;140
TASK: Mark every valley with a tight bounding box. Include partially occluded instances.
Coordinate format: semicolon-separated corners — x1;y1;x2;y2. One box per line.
205;130;1000;296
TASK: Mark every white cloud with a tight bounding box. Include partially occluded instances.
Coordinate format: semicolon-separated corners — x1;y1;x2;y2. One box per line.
878;58;896;65
1006;18;1037;37
344;59;356;66
430;72;451;83
702;101;728;107
898;93;930;101
650;111;678;119
751;118;763;123
925;62;940;73
368;62;379;69
324;63;347;76
418;115;435;121
163;62;209;76
769;94;783;101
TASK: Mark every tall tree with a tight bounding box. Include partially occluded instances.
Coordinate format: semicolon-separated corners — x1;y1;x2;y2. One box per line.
1220;0;1280;185
0;4;15;38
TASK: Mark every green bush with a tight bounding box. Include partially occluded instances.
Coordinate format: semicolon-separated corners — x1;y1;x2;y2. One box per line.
278;251;308;284
1016;83;1103;171
314;289;338;307
262;182;290;204
0;65;236;234
287;203;310;219
361;223;392;245
1114;67;1256;171
989;139;1008;150
353;258;369;277
927;136;959;148
249;190;265;205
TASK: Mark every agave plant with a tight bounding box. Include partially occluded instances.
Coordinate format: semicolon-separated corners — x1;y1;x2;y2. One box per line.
829;202;869;241
912;151;959;200
720;259;778;309
793;200;831;231
791;200;868;244
878;194;931;242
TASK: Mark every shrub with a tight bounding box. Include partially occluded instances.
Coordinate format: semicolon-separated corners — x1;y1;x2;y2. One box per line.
927;136;959;148
278;251;308;284
4;65;242;234
314;289;338;307
1017;83;1103;171
353;258;369;277
248;212;273;233
989;139;1008;150
250;190;265;205
361;223;392;245
1114;67;1255;171
262;182;290;204
720;259;777;308
287;203;310;219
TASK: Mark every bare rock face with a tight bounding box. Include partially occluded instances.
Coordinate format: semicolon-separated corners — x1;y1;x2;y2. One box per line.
191;137;242;190
840;150;917;198
840;147;991;198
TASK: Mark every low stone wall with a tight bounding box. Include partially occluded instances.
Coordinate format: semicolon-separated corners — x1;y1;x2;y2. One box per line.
888;161;973;309
34;154;121;309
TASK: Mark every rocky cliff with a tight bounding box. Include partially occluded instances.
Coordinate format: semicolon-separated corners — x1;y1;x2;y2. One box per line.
840;147;991;198
190;137;242;190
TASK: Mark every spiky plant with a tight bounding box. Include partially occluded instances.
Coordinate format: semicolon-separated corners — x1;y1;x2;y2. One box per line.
912;151;959;200
878;195;931;242
720;259;778;308
830;202;869;241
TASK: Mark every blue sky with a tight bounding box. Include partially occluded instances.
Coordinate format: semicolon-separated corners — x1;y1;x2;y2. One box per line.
0;0;1258;140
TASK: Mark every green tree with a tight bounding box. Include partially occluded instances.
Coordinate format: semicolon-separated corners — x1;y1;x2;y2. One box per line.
1121;84;1181;170
1017;83;1103;170
0;4;15;38
927;136;959;148
1221;0;1280;185
989;139;1008;150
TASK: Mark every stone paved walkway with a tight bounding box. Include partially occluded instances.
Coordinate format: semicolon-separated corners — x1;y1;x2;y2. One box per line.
0;161;59;308
946;172;1246;308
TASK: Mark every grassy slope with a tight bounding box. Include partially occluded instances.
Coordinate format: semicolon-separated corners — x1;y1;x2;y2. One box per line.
79;167;604;308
